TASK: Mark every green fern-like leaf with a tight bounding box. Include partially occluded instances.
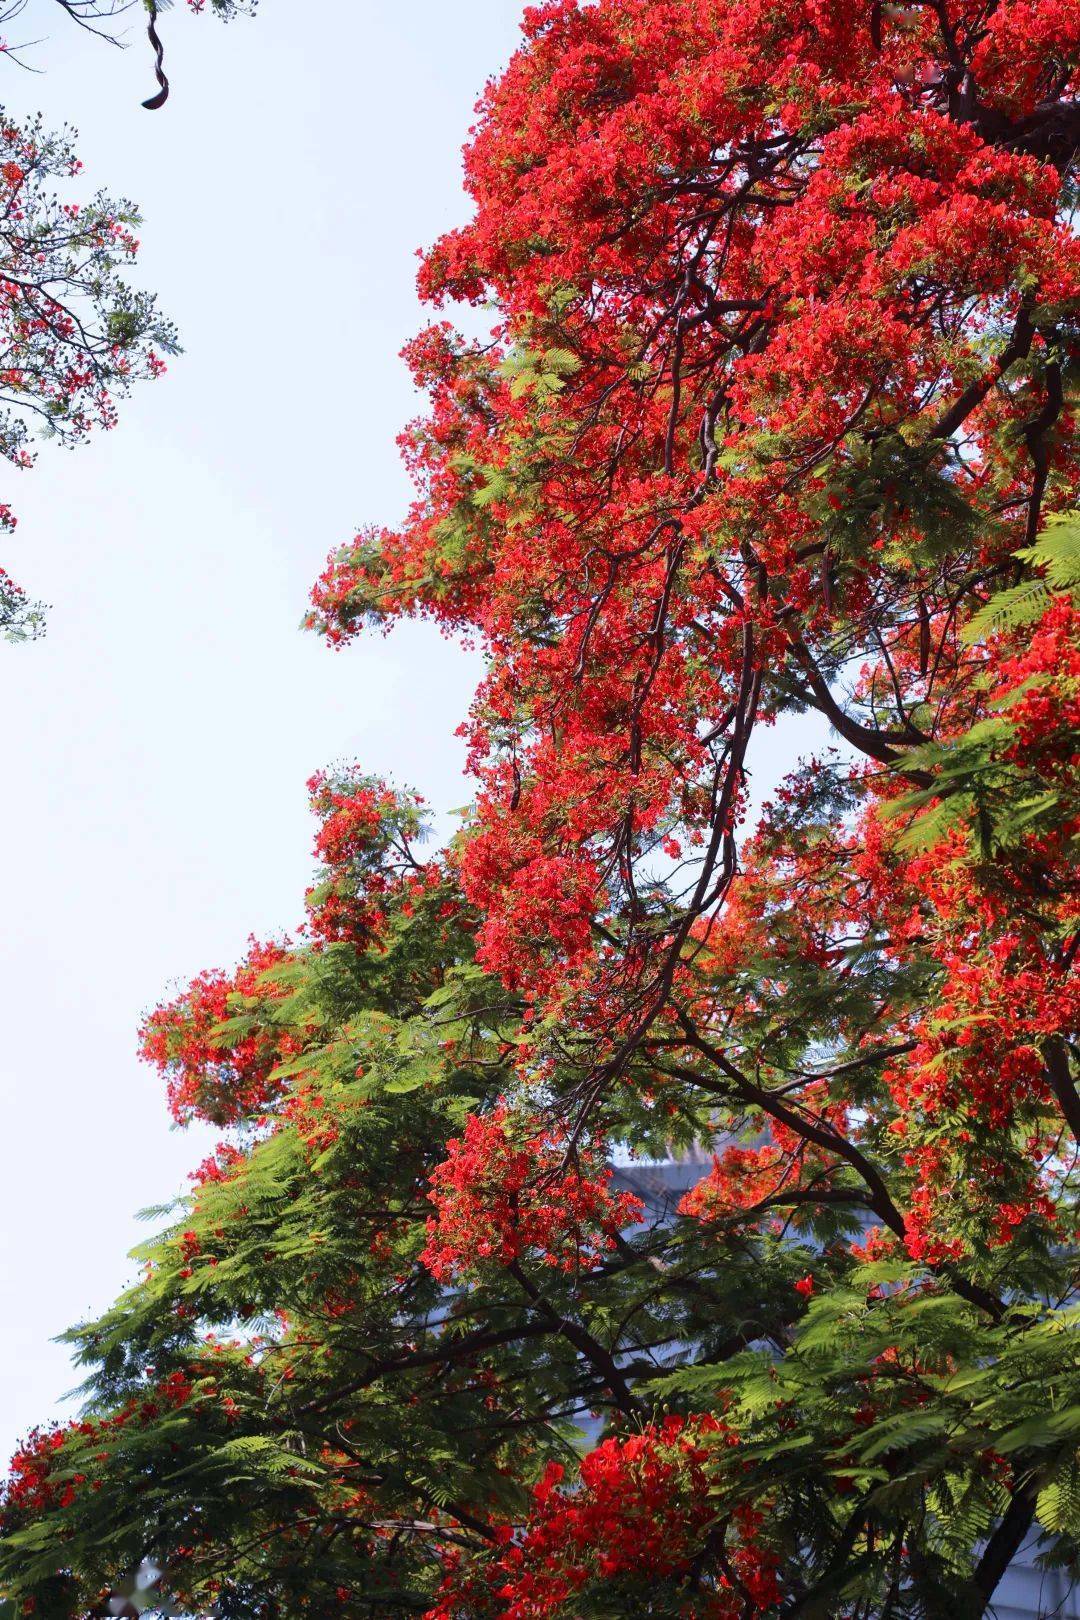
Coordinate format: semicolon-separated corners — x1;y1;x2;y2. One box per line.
1038;1467;1080;1536
965;509;1080;644
1021;509;1080;590
963;577;1051;642
894;792;972;853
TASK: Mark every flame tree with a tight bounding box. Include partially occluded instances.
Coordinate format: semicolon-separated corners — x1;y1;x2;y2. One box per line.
2;2;1080;1616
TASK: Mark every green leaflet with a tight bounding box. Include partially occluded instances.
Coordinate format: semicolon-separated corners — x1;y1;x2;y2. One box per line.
964;510;1080;644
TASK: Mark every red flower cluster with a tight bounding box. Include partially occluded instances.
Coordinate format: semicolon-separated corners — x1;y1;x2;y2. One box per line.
968;0;1080;115
2;1429;72;1521
2;1372;194;1530
138;936;295;1126
421;1104;642;1280
305;769;428;947
426;1416;778;1619
681;1064;853;1232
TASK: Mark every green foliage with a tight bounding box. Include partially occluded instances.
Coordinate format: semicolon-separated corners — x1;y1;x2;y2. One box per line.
2;755;1078;1617
963;512;1080;642
881;513;1080;858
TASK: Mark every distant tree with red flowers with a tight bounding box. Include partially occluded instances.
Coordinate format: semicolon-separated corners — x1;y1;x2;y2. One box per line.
0;114;177;639
0;0;259;640
2;2;1080;1616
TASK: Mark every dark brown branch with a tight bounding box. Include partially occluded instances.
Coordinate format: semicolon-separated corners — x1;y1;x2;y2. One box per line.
298;1320;552;1416
507;1261;645;1419
786;633;930;781
1043;1034;1080;1144
969;1477;1038;1617
666;1020;1004;1320
930;307;1034;444
141;0;169;109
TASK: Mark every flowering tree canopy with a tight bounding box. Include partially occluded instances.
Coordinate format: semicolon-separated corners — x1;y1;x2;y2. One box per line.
3;1;1080;1615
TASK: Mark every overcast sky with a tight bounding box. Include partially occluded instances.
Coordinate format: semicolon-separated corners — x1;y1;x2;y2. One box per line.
0;1;812;1462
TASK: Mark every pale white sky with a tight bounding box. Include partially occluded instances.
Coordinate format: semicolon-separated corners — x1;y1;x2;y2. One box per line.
0;1;810;1462
0;0;525;1459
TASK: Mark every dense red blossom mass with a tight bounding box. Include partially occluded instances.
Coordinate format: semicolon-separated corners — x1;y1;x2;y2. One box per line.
138;936;295;1125
428;1417;779;1619
305;767;429;947
421;1103;643;1280
310;0;1078;1045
